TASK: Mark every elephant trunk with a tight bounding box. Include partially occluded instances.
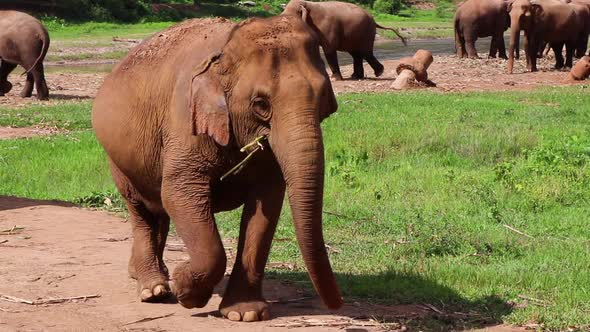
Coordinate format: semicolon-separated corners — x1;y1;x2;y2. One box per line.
270;110;343;310
508;20;521;74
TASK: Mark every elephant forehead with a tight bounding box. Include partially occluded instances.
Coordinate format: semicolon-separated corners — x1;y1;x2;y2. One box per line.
233;16;312;51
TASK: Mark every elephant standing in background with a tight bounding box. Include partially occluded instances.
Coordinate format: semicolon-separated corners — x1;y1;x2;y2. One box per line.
282;0;407;80
454;0;511;59
92;16;343;322
0;10;50;100
508;0;586;73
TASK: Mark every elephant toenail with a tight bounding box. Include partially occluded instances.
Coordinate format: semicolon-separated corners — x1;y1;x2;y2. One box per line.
153;285;165;297
227;311;241;321
243;311;259;322
140;289;153;301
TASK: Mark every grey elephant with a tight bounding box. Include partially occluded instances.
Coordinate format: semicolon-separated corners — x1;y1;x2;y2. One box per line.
454;0;511;59
92;16;343;322
0;10;50;100
282;0;407;80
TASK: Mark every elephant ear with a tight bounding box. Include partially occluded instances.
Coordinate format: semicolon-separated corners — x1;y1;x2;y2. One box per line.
298;4;332;50
189;53;230;146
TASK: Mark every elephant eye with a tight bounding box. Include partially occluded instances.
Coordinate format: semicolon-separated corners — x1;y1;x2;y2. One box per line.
252;97;272;121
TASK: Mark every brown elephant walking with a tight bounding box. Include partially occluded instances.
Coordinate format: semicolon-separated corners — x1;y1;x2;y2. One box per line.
0;10;50;100
453;0;511;59
508;0;587;73
92;17;343;322
282;0;407;80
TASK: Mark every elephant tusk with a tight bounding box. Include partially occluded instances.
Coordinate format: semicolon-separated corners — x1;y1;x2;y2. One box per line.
220;135;268;181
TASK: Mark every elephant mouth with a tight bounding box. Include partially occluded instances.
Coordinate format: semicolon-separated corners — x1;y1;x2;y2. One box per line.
220;135;269;181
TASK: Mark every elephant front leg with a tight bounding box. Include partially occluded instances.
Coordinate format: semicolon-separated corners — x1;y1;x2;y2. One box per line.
464;35;480;59
324;50;343;81
350;51;365;80
220;175;285;322
162;176;227;309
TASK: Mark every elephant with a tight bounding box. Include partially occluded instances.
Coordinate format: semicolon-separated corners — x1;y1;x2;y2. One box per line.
454;0;511;59
92;16;343;322
507;0;587;73
281;0;407;80
0;10;50;100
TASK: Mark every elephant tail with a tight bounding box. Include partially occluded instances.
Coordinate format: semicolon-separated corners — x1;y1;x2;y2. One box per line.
375;23;408;46
22;27;50;75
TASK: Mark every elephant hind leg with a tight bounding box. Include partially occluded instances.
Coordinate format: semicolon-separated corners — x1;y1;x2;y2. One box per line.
32;63;49;100
565;42;575;69
551;42;565;69
20;72;34;98
0;61;17;96
363;52;384;77
350;51;365;80
109;159;171;303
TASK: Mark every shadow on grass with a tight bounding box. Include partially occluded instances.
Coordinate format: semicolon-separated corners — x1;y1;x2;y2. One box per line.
0;196;75;211
260;269;513;331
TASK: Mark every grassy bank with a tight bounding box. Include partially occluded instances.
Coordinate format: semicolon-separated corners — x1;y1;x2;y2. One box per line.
1;87;588;329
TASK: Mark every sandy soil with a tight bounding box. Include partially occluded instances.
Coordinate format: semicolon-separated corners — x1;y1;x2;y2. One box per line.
0;197;532;331
0;54;586;110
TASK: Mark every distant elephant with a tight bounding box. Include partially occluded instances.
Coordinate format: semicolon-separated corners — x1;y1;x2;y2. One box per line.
508;0;587;73
454;0;511;59
0;10;50;100
282;0;407;80
92;16;343;322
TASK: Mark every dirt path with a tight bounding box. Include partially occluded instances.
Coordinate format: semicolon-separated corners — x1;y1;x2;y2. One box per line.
1;54;585;110
0;127;60;140
0;197;528;331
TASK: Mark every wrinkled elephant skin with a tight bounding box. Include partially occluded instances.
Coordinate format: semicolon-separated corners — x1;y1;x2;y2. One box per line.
92;17;343;322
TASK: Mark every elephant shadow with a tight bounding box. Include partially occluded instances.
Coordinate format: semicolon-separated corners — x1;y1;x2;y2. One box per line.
0;195;75;211
196;268;513;330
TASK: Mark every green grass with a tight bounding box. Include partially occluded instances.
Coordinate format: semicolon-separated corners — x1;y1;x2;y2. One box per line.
0;102;92;130
1;87;589;329
44;20;175;40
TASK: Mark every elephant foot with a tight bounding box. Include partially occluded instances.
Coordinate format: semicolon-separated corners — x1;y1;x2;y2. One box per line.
0;81;12;94
468;55;481;59
20;91;33;98
374;66;385;78
220;296;270;322
350;73;364;80
137;279;171;302
331;73;343;81
171;261;214;309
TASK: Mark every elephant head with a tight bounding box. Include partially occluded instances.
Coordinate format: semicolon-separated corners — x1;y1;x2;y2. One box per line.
190;15;343;310
507;0;543;73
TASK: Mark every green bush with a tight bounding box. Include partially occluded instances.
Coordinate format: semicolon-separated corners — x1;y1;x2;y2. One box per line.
373;0;403;14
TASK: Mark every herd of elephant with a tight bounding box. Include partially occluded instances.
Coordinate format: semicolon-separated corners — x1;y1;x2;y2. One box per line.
455;0;590;73
1;0;587;324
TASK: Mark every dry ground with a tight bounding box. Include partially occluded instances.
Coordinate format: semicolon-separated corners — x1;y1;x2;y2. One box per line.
0;197;528;331
0;54;586;110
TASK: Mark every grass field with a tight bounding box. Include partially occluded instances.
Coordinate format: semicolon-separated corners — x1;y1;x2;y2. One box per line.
1;87;589;329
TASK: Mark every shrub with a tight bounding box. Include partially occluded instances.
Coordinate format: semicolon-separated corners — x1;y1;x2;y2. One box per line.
373;0;403;14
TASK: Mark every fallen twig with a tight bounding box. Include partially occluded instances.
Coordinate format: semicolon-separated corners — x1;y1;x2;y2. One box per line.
47;274;76;285
113;37;140;43
165;243;185;252
422;303;444;314
270;318;385;328
0;239;8;244
0;226;25;235
518;295;550;306
122;313;174;326
503;224;534;239
100;237;129;242
0;294;99;305
0;307;19;313
268;296;312;304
